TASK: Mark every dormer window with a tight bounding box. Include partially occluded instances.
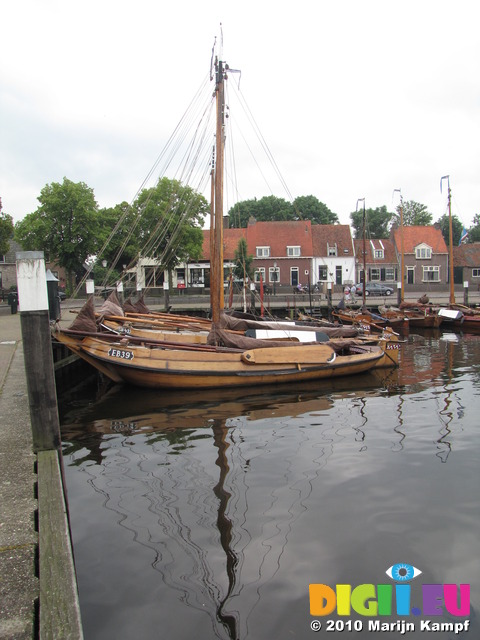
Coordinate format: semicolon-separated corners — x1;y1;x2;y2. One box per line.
256;246;270;258
327;243;337;256
374;249;384;259
287;246;301;257
415;245;432;260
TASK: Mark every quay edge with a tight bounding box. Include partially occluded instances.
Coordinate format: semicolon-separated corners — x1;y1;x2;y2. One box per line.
0;306;83;640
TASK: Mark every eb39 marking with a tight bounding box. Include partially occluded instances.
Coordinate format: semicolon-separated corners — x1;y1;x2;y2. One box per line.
108;348;134;360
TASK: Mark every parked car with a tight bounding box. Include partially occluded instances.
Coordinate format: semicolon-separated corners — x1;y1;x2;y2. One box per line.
355;282;395;297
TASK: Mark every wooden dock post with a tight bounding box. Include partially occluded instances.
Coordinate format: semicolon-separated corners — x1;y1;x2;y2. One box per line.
16;251;61;452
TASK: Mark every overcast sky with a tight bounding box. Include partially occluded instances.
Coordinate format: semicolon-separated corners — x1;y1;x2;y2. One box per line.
1;0;479;230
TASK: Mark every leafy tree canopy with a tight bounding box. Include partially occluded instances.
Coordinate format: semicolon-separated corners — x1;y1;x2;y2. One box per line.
0;198;14;256
467;214;480;243
132;177;207;272
14;177;99;290
228;194;339;228
350;205;393;239
434;213;465;248
292;195;339;225
393;200;433;227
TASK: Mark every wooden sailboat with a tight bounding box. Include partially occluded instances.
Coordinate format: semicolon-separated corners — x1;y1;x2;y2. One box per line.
53;57;386;388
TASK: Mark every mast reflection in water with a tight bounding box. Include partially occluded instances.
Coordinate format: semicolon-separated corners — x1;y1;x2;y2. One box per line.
60;333;480;640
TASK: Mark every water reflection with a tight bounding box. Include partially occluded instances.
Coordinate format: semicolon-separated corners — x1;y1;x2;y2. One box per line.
60;334;480;640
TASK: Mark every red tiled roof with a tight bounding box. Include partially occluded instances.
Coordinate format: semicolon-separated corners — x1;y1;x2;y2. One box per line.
353;237;397;263
453;242;480;267
391;226;448;254
246;220;313;255
312;224;353;256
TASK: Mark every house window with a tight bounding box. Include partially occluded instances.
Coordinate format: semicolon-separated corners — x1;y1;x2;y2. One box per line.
374;250;384;259
415;246;432;259
385;267;396;281
472;268;480;278
256;246;270;258
0;255;5;263
370;268;380;281
422;266;440;282
269;265;280;284
254;267;266;283
328;244;337;256
318;265;328;281
286;246;301;257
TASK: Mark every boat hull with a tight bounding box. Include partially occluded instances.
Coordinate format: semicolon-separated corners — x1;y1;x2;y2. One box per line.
55;333;384;389
453;316;480;334
404;313;443;329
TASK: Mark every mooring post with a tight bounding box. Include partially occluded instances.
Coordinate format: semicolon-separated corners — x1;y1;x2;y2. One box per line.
16;251;61;452
463;281;469;306
86;279;95;300
327;282;333;322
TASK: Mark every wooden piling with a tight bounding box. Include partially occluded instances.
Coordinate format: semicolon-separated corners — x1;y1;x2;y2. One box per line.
16;252;61;452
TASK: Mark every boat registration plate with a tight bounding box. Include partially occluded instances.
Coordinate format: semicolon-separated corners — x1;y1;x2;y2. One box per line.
108;348;134;361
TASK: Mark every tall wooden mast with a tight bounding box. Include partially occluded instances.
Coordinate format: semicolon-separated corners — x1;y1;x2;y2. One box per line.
357;198;366;306
441;175;455;305
211;59;226;324
394;189;404;303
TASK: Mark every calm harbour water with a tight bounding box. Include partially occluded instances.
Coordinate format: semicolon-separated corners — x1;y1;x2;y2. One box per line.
59;330;480;640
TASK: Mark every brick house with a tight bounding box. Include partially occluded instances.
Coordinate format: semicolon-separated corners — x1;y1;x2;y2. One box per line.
198;219;314;291
353;237;399;286
453;242;480;290
391;225;449;290
246;219;313;289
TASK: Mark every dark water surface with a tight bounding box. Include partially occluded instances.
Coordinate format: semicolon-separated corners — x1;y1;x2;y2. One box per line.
60;331;480;639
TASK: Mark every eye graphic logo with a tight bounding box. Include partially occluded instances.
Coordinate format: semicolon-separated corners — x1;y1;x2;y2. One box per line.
386;563;422;582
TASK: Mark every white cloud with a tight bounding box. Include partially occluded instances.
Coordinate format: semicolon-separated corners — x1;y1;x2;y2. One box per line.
1;0;479;227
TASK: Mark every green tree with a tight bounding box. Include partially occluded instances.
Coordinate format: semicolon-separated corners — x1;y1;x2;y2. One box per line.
133;177;207;277
228;199;260;228
228;195;293;227
393;200;433;227
14;177;99;291
233;237;254;280
467;214;480;243
292;195;339;224
90;201;139;284
435;213;465;247
350;205;393;239
0;198;14;256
